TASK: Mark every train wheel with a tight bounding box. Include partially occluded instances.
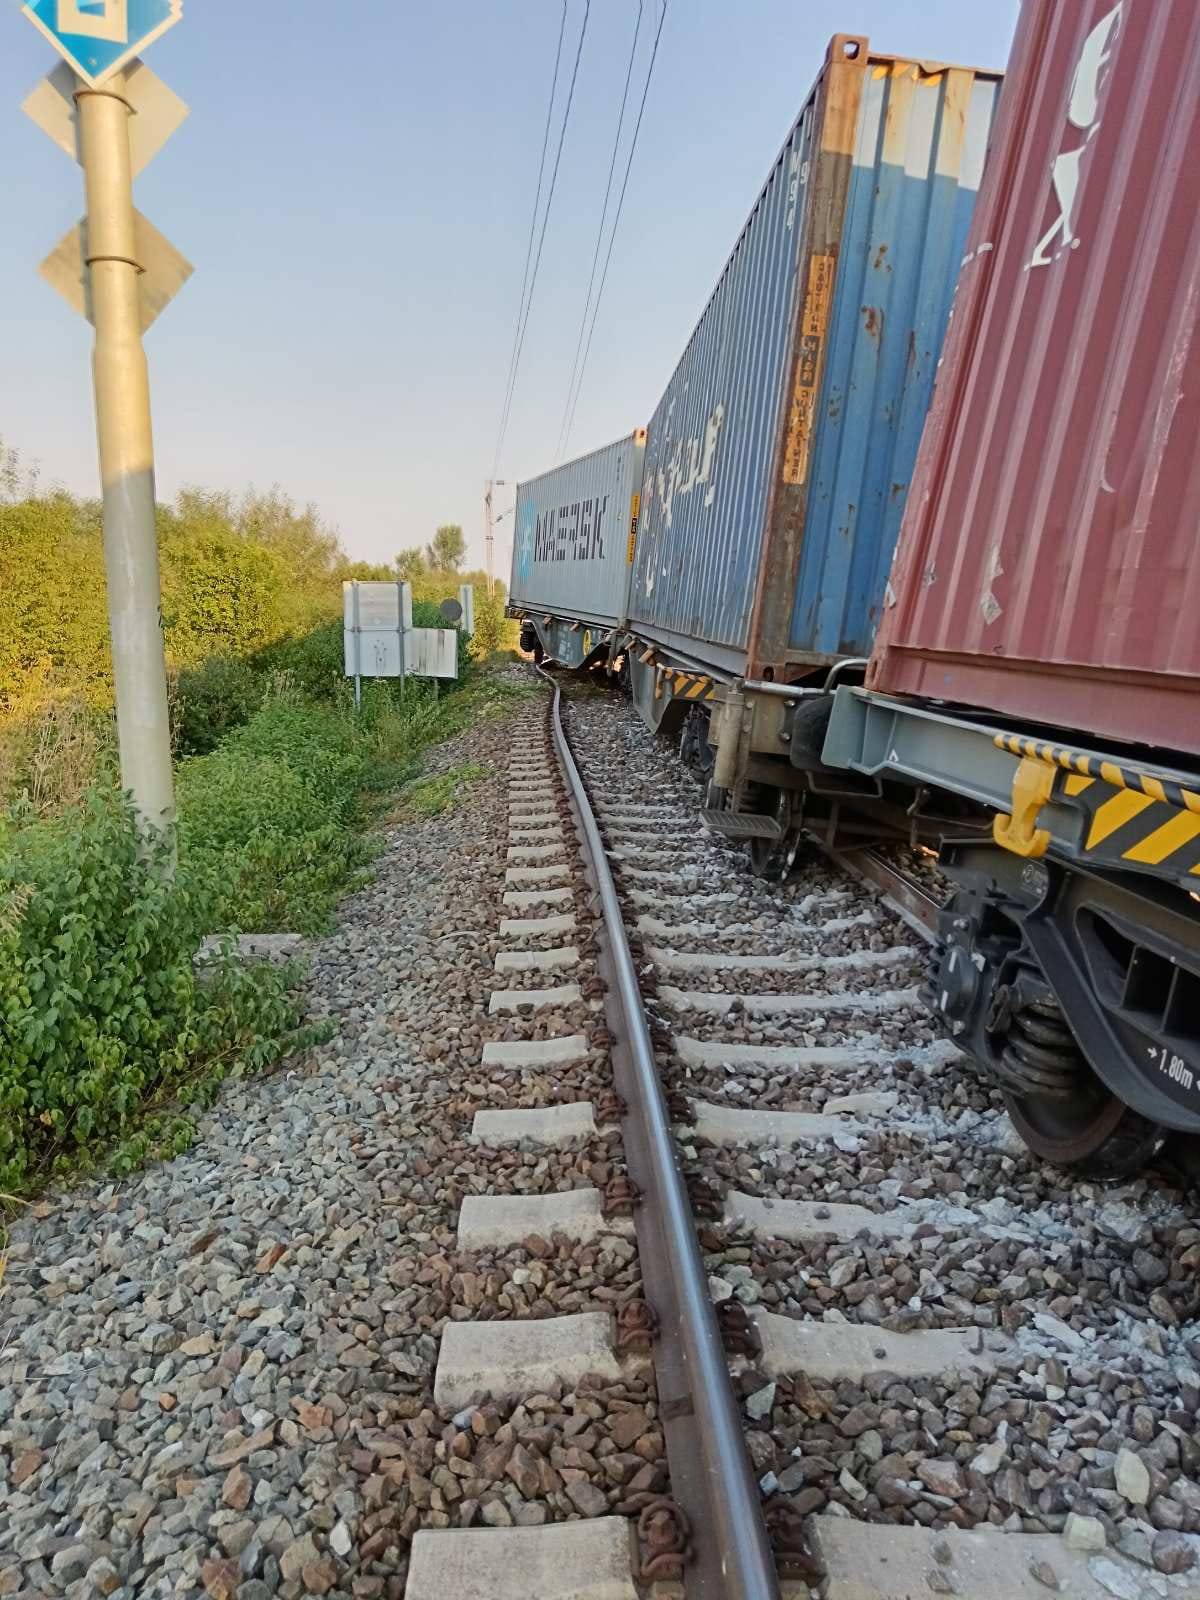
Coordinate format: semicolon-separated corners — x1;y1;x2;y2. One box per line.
749;837;787;878
679;706;714;775
1004;1090;1164;1177
988;985;1166;1175
747;789;796;881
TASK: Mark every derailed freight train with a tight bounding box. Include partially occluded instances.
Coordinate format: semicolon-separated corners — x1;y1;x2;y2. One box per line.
510;34;1005;844
814;0;1200;1175
510;6;1200;1172
511;430;646;668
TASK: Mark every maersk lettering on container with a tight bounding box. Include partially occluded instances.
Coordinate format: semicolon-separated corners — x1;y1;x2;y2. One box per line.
510;429;647;631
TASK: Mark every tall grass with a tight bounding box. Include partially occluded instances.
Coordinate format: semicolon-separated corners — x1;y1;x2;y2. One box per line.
0;684;112;819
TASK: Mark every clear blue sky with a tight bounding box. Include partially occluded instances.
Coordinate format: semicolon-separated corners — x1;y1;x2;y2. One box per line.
2;1;1018;573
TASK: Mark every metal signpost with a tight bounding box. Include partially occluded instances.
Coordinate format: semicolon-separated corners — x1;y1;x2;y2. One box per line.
21;0;189;836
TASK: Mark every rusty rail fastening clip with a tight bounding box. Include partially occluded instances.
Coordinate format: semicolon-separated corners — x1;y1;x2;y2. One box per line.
603;1174;641;1217
594;1089;626;1126
637;1497;693;1581
615;1298;659;1353
764;1499;823;1582
717;1300;762;1357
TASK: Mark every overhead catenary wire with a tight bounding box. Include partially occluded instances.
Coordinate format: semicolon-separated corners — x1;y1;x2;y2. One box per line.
493;0;592;479
554;0;645;464
492;0;568;481
560;0;668;460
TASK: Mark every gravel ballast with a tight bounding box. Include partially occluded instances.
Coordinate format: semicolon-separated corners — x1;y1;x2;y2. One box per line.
562;679;1200;1593
0;677;656;1600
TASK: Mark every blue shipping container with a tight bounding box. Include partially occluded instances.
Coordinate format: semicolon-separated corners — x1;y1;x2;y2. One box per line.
628;35;1002;681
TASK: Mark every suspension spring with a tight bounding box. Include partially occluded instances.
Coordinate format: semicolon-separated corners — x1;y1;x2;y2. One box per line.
996;994;1084;1100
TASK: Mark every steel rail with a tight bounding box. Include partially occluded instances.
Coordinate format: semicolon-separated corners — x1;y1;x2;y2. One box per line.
539;666;781;1600
827;844;942;945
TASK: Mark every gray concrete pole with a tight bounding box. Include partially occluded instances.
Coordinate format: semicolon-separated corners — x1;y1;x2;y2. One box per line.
76;70;175;835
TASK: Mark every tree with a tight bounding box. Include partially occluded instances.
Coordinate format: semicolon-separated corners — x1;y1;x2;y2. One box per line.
341;560;399;581
470;590;508;658
0;489;108;710
0;438;39;504
427;524;465;572
236;486;340;583
159;524;284;666
170;485;345;636
396;547;428;581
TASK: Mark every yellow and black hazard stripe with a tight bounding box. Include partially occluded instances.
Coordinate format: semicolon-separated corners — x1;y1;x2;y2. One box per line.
654;663;717;703
994;734;1200;878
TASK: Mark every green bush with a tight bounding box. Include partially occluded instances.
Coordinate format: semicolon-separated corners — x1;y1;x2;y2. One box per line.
216;703;367;821
160;527;285;667
0;791;311;1197
252;621;345;702
177;699;374;934
0;491;111;712
0;438;519;1197
469;590;515;659
0;458;348;718
175;655;266;754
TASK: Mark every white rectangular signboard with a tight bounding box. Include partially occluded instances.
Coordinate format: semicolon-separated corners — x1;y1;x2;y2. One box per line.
342;581;458;684
343;581;413;677
407;628;459;680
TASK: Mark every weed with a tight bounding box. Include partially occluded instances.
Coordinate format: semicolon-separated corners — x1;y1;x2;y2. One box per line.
174;655;265;754
397;763;489;819
0;654;527;1198
0;682;112;815
0;791;321;1199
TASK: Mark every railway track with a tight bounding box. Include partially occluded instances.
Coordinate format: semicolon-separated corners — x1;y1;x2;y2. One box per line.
407;671;1200;1600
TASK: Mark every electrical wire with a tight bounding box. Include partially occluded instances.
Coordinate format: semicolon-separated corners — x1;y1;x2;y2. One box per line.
493;0;592;477
554;0;644;463
561;0;667;460
492;1;568;480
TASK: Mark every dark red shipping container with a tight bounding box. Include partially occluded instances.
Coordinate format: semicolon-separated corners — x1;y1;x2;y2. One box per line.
868;0;1200;761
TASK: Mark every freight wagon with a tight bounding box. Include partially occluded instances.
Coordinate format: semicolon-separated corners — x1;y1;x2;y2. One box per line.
814;0;1200;1174
509;430;646;670
510;34;1003;870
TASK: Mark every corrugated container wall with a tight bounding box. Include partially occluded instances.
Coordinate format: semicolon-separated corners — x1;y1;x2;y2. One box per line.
509;431;646;629
628;36;1002;680
869;0;1200;760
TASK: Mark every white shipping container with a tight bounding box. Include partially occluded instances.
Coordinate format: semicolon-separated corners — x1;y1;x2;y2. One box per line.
509;429;646;629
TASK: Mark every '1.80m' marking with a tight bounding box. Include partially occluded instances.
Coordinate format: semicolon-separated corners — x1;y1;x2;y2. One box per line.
1148;1044;1196;1096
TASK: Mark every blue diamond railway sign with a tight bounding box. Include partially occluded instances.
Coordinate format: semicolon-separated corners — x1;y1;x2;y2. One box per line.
22;0;182;89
